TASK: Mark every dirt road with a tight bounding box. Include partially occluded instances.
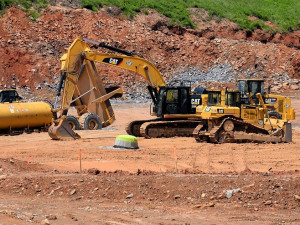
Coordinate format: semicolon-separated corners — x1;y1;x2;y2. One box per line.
0;102;299;224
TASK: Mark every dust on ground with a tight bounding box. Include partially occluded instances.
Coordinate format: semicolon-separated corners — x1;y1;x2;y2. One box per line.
0;102;299;224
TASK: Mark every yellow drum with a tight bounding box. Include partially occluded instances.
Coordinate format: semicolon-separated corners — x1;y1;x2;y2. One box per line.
0;102;52;130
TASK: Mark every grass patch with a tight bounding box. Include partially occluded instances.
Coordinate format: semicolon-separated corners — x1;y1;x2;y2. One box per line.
80;0;102;12
80;0;299;32
1;0;299;32
0;0;49;19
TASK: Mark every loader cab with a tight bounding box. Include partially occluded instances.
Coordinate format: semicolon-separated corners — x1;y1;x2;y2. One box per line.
152;86;206;117
237;79;264;105
0;90;22;103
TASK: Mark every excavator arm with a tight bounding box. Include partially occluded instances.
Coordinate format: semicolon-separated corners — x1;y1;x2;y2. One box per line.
59;37;166;111
49;37;166;140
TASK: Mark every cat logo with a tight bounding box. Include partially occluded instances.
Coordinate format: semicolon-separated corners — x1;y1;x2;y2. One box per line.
103;57;123;66
191;98;201;105
191;98;201;108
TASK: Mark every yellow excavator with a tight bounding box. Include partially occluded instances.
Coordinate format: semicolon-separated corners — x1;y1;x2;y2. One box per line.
193;88;294;143
48;37;295;142
48;37;207;140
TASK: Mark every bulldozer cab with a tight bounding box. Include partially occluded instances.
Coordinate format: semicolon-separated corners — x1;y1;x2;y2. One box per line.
0;90;22;103
197;89;241;120
207;89;240;107
207;90;221;106
238;79;264;105
225;90;241;107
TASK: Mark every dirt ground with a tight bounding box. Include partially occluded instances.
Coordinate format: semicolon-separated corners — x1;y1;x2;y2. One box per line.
0;101;300;224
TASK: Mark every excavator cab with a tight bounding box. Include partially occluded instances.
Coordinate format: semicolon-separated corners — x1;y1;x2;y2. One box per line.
155;87;189;117
153;86;204;117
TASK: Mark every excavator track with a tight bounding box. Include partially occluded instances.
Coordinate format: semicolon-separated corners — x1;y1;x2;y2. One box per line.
194;117;286;143
140;120;202;138
126;118;162;137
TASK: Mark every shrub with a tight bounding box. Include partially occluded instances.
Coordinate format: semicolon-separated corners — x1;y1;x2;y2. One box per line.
80;0;102;11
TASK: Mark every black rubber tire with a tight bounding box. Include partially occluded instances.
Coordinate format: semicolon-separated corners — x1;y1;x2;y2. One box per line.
79;113;102;130
66;115;81;130
268;111;282;119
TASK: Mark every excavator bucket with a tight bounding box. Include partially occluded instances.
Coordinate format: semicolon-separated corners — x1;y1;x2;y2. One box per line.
48;119;81;140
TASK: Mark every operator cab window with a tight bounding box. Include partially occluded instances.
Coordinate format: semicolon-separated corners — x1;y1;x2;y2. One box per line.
238;81;248;98
249;81;264;97
166;89;179;103
226;92;240;107
208;92;221;106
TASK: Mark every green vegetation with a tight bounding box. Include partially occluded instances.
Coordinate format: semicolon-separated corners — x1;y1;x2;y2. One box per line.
0;0;12;10
1;0;299;32
80;0;102;12
80;0;300;32
0;0;49;20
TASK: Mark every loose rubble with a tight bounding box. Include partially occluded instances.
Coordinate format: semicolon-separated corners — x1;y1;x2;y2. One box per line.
0;4;299;102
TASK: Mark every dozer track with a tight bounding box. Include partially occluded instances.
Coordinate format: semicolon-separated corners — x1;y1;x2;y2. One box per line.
194;117;290;143
140;120;202;138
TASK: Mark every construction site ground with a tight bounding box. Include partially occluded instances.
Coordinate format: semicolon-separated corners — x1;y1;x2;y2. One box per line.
0;99;300;224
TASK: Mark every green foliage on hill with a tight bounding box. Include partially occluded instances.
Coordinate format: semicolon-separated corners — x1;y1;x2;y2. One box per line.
0;0;12;10
0;0;48;19
80;0;300;32
1;0;299;32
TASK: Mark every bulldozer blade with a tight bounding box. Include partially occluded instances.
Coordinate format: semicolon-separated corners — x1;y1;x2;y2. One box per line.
48;119;81;140
284;122;292;143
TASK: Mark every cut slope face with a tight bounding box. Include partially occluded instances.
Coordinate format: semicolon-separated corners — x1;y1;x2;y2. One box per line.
0;6;299;101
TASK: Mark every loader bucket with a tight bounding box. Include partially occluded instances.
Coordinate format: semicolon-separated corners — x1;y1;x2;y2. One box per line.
48;119;81;140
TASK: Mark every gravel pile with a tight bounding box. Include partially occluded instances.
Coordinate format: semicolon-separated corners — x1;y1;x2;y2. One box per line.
171;64;236;85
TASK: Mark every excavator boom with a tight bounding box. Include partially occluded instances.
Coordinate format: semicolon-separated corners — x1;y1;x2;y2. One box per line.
49;37;166;140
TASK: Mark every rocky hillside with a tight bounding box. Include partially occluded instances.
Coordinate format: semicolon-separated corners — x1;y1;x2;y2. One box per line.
0;3;299;102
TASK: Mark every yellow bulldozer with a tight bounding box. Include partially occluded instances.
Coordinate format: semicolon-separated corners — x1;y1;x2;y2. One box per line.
193;88;294;143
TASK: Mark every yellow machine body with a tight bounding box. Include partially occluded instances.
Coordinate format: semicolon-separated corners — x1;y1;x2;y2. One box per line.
49;37;166;140
0;102;52;130
194;89;293;143
237;79;295;120
264;94;295;120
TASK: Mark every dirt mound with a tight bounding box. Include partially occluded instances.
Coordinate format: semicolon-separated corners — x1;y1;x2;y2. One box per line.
0;158;49;174
0;103;299;224
1;172;299;211
0;6;299;101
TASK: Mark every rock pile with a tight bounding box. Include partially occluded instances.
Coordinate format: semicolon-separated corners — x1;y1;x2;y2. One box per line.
0;5;299;102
